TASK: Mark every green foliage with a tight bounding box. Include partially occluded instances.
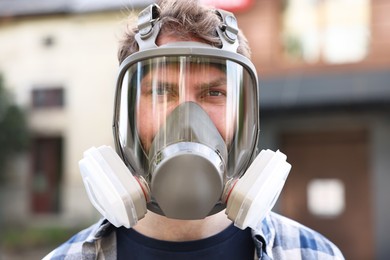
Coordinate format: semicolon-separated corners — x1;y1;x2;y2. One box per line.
283;34;304;60
0;226;82;252
0;74;29;176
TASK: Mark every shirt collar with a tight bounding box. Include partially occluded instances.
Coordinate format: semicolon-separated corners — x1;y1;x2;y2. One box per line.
85;218;115;242
251;213;276;259
87;213;275;259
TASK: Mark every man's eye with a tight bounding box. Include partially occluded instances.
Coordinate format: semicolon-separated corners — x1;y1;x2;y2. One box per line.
155;86;169;95
208;90;224;97
203;89;226;98
154;84;172;95
153;84;178;101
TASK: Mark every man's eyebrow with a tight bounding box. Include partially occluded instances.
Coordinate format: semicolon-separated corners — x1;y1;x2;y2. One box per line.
197;77;227;89
141;78;178;88
153;80;178;88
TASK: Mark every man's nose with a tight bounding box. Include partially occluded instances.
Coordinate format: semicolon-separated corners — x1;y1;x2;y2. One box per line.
178;90;198;104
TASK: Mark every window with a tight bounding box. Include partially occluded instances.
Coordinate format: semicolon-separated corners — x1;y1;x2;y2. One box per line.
282;0;370;64
32;87;64;108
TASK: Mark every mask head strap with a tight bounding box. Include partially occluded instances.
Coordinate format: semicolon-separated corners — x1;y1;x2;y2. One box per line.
135;3;162;50
134;4;240;53
214;9;239;52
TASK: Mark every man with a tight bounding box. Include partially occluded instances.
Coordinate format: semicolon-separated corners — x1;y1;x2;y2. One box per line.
44;0;344;259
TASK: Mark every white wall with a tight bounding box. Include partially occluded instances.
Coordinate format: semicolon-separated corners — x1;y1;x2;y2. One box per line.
0;11;136;224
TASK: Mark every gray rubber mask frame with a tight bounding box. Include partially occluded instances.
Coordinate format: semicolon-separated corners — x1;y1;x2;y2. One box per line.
113;51;259;219
149;102;227;219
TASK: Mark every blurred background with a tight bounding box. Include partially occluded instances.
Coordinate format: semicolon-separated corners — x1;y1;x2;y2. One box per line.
0;0;389;259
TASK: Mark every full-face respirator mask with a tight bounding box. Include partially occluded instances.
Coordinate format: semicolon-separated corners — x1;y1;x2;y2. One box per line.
79;4;291;231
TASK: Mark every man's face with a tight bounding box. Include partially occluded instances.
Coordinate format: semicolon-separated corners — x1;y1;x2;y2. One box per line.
136;61;234;152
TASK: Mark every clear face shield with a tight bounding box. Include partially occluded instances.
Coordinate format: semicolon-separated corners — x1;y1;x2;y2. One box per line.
113;45;260;219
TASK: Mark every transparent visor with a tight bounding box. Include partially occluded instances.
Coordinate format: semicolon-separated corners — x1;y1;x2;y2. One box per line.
115;56;258;183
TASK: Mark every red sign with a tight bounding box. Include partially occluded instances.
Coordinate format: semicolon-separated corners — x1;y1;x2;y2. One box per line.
200;0;253;12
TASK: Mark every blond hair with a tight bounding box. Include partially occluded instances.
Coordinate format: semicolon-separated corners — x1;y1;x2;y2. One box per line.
118;0;251;63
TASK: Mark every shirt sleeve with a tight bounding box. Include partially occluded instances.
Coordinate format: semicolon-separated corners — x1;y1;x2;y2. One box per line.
42;219;116;260
255;212;345;260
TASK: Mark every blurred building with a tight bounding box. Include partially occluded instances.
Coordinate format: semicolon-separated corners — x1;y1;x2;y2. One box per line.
0;0;389;259
0;0;153;226
235;1;390;260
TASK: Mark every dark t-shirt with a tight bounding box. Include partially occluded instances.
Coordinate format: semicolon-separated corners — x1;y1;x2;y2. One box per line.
116;223;255;260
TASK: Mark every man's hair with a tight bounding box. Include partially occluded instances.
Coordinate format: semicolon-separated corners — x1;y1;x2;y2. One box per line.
118;0;251;63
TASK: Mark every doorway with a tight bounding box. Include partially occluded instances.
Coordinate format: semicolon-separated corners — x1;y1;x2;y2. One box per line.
280;129;374;260
30;136;63;214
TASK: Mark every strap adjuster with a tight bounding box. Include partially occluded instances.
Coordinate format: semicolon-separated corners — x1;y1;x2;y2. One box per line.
215;9;239;52
137;4;161;39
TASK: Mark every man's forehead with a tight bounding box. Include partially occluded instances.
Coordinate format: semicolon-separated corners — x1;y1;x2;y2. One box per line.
144;60;227;73
142;66;227;83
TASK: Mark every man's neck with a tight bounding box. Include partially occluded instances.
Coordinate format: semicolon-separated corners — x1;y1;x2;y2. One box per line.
132;210;233;241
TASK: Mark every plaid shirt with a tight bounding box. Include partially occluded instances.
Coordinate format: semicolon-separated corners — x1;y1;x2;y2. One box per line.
43;212;344;260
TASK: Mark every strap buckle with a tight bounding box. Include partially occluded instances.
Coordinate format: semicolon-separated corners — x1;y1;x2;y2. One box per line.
137;4;161;39
215;9;239;52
